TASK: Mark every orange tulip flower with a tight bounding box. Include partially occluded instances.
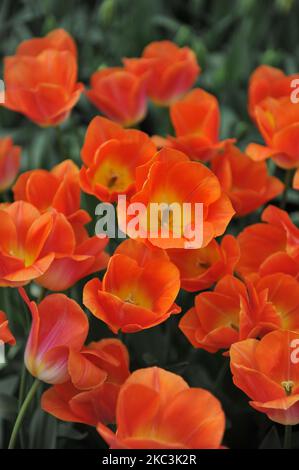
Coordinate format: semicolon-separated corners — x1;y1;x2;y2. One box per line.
165;88;235;161
152;88;234;161
20;288;88;384
0;137;21;192
0;311;16;346
167;234;239;292
248;65;299;120
13;159;89;226
180;273;299;353
237;205;299;280
119;148;235;249
86;67;149;126
247;97;299;169
211;144;284;216
230;330;299;425
83;239;180;333
97;366;225;449
0;201;66;287
15;28;78;57
36;230;109;292
180;275;245;353
0;200;108;289
124;41;200;105
252;273;299;332
3;29;83;126
36;211;109;291
42;339;130;425
247;67;299;186
80;117;156;202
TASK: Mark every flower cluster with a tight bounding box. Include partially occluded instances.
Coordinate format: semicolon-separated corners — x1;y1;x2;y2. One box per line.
1;28;299;450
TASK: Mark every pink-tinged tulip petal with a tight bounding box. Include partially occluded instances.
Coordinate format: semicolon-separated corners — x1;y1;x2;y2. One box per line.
250;395;299;425
20;288;88;384
68;349;107;390
42;381;122;425
42;339;130;425
37;236;109;291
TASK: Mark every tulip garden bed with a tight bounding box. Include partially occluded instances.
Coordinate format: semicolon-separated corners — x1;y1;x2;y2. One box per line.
0;0;299;451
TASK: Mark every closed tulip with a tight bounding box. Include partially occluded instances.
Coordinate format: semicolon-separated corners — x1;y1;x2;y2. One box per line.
86;68;149;126
20;288;88;384
124;41;200;105
3;29;83;126
248;65;299;120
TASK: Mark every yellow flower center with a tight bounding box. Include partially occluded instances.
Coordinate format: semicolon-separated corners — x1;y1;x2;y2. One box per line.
281;380;294;396
93;159;133;192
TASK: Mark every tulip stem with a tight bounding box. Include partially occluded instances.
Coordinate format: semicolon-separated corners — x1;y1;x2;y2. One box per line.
18;364;27;410
283;425;292;449
8;378;40;449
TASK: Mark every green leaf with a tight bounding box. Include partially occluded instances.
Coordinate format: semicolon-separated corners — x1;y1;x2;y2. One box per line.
28;408;58;449
0;394;18;421
0;376;18;395
259;426;282;449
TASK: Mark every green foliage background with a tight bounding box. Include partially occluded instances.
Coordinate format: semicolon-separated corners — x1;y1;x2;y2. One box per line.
0;0;299;449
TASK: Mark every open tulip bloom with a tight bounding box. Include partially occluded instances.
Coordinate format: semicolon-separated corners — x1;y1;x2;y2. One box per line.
2;23;299;452
97;367;225;449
